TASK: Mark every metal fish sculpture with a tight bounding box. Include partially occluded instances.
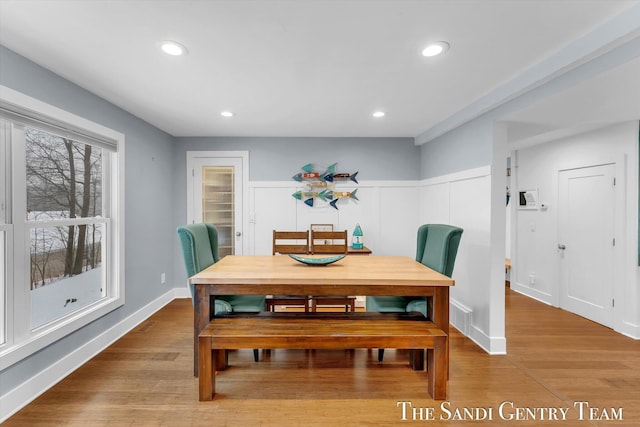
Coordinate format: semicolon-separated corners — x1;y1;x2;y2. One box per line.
292;163;337;182
321;189;359;210
324;170;358;184
292;190;329;207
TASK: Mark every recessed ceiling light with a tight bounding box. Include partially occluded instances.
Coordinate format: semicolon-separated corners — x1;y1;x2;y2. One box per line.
372;111;385;118
160;40;188;56
421;41;450;57
221;111;234;117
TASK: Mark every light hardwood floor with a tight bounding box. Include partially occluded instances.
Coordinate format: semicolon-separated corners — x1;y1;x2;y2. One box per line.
5;289;640;426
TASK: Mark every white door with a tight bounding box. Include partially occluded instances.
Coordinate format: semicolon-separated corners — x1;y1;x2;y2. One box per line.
558;163;615;327
188;155;245;256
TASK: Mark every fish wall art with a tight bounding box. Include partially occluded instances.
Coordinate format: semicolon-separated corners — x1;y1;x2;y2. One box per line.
292;163;337;182
292;190;330;207
291;163;360;209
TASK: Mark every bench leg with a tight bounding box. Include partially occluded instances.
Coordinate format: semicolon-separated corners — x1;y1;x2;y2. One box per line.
409;349;425;371
427;336;447;400
198;336;214;401
215;349;228;371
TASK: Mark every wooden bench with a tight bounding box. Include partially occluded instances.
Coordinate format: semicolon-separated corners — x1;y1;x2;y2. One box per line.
198;312;448;400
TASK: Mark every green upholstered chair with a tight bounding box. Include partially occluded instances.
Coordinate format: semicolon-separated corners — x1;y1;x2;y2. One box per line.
367;223;463;361
177;223;266;361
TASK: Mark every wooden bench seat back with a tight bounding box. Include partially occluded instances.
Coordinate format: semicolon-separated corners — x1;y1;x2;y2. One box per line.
273;230;310;255
310;230;348;254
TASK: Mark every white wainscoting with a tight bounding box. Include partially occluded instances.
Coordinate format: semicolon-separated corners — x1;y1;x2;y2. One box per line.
418;167;500;353
249;180;418;257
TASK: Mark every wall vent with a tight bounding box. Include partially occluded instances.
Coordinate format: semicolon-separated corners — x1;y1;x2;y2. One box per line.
450;299;472;336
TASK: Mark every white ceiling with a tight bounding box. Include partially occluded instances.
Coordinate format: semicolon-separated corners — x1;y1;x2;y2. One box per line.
0;0;637;140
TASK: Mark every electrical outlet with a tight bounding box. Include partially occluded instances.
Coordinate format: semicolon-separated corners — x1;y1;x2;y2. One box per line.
529;273;535;286
161;273;166;284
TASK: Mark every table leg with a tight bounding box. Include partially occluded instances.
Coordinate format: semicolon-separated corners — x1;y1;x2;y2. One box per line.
193;286;211;377
432;287;450;379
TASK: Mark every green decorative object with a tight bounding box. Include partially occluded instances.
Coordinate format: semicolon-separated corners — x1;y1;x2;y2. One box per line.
352;223;363;249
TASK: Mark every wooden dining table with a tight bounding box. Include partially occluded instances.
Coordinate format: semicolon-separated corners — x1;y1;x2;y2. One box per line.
189;254;454;378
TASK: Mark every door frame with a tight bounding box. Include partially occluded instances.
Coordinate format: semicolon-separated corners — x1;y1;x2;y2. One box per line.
186;151;249;255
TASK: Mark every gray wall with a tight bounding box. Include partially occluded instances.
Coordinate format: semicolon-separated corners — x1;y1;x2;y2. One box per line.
173;136;420;181
0;46;177;394
420;117;494;178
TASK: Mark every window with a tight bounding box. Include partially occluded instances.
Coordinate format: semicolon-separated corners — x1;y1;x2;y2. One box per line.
26;129;106;328
0;86;124;369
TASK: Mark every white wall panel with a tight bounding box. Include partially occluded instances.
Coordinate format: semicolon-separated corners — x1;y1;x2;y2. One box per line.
250;185;298;255
250;182;417;256
418;167;493;349
419;182;450;224
378;186;419;257
449;176;491;332
296;196;340;232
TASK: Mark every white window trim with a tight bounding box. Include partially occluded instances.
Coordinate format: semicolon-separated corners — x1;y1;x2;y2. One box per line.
0;85;125;370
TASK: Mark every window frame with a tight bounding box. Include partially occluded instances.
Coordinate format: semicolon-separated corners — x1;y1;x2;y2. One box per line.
0;86;125;370
0;119;9;346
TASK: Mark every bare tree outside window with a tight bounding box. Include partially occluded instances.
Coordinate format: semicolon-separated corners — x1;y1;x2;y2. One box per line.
26;128;102;289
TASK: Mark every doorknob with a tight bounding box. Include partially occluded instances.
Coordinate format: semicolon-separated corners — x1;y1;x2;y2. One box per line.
558;244;566;250
235;231;242;237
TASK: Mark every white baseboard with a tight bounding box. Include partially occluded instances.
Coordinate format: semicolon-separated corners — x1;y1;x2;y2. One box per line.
468;325;507;355
173;284;191;299
449;299;506;355
617;321;640;340
510;282;555;306
0;288;180;423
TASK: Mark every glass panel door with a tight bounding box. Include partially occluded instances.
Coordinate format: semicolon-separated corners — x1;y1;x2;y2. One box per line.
191;156;244;255
202;166;235;257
